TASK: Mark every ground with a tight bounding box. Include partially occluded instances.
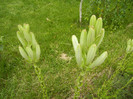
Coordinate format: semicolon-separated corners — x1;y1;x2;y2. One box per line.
0;0;133;99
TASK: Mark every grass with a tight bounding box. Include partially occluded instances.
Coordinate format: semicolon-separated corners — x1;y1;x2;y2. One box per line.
0;0;133;98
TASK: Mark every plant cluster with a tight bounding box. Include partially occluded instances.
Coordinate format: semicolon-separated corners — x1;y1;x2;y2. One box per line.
16;16;133;99
95;39;133;98
83;0;133;29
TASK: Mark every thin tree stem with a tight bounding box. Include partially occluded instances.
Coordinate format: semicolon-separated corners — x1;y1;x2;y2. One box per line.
79;0;83;24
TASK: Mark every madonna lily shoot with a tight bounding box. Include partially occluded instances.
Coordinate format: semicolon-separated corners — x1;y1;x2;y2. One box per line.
72;15;108;98
17;24;48;99
17;24;40;63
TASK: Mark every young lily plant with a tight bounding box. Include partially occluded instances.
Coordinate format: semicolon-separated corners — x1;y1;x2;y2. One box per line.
126;39;133;54
126;39;133;74
72;15;108;98
17;24;48;99
17;24;40;63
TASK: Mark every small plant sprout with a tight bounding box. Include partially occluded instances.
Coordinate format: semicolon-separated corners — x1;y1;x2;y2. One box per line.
125;39;133;74
126;39;133;54
72;15;108;98
17;24;48;99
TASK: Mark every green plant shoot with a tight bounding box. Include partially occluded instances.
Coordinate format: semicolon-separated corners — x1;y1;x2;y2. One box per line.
125;39;133;74
72;15;108;98
17;24;48;99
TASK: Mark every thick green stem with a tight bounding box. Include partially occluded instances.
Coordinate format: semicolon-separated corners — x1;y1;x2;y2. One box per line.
33;64;48;99
74;69;85;99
